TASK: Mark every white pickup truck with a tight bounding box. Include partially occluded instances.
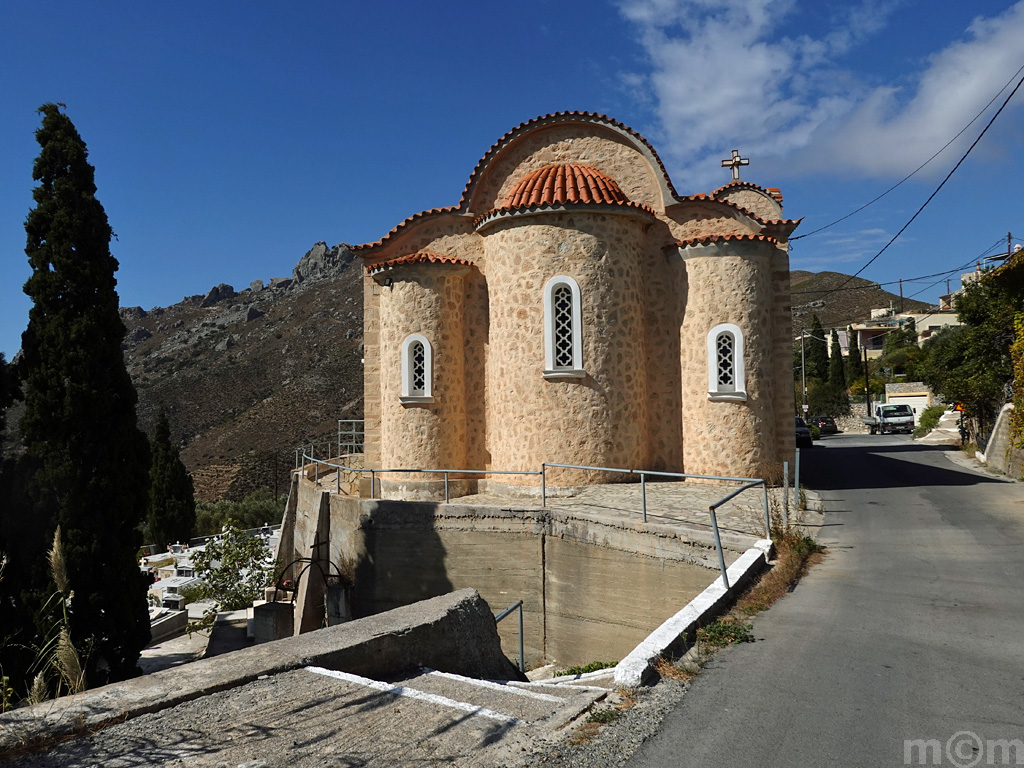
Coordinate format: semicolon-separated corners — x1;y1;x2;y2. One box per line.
862;402;915;435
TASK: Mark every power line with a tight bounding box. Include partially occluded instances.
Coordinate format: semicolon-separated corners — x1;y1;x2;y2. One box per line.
790;62;1024;241
792;242;1004;296
807;68;1024;305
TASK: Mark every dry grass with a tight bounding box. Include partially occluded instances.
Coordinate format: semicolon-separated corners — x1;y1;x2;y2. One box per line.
653;654;701;682
737;528;824;617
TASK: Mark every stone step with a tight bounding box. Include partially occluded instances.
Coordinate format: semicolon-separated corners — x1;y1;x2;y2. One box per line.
395;668;603;725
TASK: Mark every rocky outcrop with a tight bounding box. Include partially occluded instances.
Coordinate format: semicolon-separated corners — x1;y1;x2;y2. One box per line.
293;242;356;284
201;283;236;308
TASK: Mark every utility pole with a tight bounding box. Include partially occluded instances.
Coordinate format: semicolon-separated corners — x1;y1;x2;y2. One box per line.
801;333;807;406
898;279;904;314
864;348;871;415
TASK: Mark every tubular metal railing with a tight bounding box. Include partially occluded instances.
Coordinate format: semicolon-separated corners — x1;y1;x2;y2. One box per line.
494;600;525;673
294;451;776;590
541;462;770;589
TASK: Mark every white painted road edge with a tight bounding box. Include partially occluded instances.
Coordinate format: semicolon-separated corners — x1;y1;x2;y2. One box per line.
613;538;774;688
306;666;518;723
421;668;565;703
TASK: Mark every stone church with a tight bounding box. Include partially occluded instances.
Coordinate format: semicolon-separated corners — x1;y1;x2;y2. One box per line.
355;112;798;498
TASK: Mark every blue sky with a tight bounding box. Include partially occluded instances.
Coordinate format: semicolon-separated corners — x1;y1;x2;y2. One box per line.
2;0;1023;358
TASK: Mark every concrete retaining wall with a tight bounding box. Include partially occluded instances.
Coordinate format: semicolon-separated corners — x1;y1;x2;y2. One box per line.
981;404;1024;479
283;474;745;669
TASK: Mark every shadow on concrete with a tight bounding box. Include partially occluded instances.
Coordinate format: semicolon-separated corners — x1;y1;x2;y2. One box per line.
801;441;1001;491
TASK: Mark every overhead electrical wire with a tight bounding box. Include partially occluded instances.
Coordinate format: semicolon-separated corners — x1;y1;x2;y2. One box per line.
790;62;1024;242
805;67;1024;305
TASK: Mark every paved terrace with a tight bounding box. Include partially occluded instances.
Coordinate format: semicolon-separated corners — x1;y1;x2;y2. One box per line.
453;479;783;541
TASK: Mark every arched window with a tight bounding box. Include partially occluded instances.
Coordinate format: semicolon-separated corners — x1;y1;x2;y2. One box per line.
707;323;746;401
400;333;433;403
543;275;584;378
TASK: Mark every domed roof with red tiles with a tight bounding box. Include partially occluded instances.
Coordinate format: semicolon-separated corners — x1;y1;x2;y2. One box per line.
501;164;630;209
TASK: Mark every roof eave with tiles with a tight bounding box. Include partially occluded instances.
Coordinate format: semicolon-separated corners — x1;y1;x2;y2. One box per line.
366;251;475;276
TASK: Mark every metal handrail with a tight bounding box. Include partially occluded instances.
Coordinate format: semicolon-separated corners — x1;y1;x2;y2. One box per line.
494;600;525;673
542;462;772;587
295;452;773;588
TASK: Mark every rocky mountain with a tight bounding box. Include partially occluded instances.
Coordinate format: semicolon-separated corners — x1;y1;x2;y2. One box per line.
790;270;932;335
119;242;363;501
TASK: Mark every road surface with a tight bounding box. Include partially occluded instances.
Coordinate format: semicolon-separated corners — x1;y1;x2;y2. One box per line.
628;433;1024;768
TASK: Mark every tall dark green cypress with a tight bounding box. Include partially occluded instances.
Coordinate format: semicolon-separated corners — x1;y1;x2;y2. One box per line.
807;315;829;381
829;328;846;388
20;104;151;685
146;406;196;552
846;325;864;382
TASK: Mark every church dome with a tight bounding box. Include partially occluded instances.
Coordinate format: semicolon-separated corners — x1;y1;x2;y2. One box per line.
501;164;630;208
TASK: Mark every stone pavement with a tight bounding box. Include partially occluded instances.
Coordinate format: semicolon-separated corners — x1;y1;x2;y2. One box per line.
454;479;790;541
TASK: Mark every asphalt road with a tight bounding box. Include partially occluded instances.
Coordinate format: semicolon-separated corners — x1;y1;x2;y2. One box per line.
627;434;1024;768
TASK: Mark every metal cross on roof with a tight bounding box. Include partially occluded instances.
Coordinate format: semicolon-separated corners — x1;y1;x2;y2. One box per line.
721;149;749;180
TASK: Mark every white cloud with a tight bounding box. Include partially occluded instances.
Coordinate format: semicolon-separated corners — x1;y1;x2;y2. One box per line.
618;0;1024;188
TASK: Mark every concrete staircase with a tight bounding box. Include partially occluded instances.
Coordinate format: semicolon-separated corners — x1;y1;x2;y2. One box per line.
299;665;609;765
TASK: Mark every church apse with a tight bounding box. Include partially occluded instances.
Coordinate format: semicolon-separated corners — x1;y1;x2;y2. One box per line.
356;112;799;499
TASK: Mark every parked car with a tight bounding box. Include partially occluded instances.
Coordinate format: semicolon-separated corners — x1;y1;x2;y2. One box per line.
795;417;813;448
807;415;838;435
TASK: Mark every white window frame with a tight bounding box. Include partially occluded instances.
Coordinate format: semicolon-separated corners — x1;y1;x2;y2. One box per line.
543;275;585;378
707;323;747;401
400;333;434;404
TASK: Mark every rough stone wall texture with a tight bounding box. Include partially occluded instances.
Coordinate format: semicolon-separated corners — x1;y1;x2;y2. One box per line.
483;211;650;484
676;242;779;478
717;188;783;222
378;270;467;481
641;222;685;471
362;280;382;472
471;125;665;211
664;202;755;242
771;250;797;461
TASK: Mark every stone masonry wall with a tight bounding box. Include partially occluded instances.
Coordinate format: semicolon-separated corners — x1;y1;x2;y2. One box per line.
676;241;779;478
378;269;467;493
470;125;665;211
483;210;650;484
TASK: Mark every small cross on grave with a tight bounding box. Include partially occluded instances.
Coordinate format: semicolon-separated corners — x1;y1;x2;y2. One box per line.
721;149;749;181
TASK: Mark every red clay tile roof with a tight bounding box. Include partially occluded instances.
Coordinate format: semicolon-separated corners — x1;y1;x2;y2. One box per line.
671;193;800;228
668;233;781;248
710;179;785;207
366;251;474;275
351;207;463;253
502;164;630;207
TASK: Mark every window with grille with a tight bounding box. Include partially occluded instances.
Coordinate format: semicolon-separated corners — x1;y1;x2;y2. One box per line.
707;323;746;400
716;332;735;391
410;341;426;395
544;276;584;377
400;334;433;402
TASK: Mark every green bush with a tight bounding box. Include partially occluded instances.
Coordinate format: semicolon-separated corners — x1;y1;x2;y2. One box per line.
913;405;947;438
193;489;285;537
809;423;821;440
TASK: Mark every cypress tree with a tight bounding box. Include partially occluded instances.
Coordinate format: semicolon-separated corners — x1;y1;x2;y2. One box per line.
829;328;846;388
146;406;196;552
807;315;829;380
847;325;864;382
20;104;151;685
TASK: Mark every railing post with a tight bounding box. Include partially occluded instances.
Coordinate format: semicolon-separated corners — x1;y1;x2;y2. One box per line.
782;460;790;529
336;465;340;495
762;482;771;539
794;447;801;511
518;603;525;673
370;470;376;500
709;507;730;590
541;464;547;508
444;472;450;503
641;472;647;523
